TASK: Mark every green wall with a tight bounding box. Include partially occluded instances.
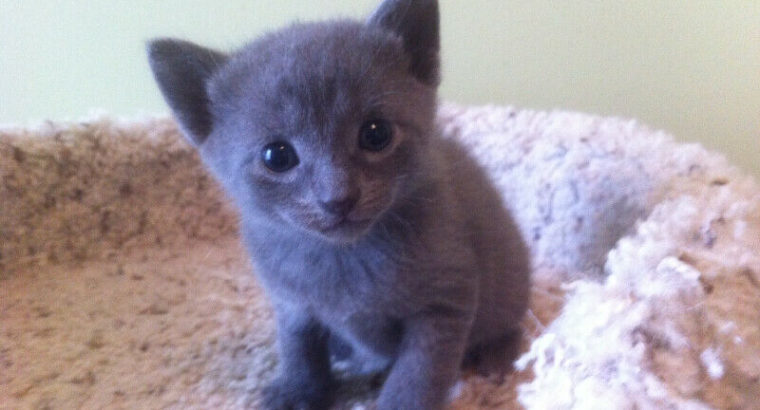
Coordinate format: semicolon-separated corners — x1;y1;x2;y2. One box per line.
2;1;758;177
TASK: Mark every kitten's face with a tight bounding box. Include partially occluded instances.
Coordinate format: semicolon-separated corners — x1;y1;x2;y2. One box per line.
202;23;437;243
147;0;440;243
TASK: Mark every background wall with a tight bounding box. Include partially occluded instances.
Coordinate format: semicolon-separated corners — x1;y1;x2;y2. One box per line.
1;0;758;177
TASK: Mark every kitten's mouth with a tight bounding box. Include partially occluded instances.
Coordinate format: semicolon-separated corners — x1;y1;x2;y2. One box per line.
318;216;373;240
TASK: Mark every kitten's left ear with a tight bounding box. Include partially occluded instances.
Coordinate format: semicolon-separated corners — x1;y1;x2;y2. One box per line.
147;38;228;146
368;0;440;85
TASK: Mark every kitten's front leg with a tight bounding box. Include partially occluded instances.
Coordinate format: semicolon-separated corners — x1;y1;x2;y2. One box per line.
262;306;334;410
376;307;474;410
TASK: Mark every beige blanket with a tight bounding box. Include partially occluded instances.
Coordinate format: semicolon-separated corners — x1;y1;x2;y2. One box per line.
2;105;758;409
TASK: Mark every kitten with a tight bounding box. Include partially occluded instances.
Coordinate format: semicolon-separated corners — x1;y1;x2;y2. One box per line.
147;0;530;408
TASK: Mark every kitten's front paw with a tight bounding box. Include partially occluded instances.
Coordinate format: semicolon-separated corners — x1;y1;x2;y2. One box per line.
261;378;334;410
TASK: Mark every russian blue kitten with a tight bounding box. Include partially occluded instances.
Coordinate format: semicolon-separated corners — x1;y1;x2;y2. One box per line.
147;0;530;408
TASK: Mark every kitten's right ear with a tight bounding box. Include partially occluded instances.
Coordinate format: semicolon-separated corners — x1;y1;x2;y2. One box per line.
368;0;440;85
147;38;228;145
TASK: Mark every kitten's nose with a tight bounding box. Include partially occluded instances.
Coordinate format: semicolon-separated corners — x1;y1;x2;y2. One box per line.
319;192;359;218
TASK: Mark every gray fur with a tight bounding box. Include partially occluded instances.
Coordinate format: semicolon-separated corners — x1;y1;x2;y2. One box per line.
147;0;530;409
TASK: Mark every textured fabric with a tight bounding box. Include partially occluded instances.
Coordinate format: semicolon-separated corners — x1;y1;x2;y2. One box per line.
1;105;758;409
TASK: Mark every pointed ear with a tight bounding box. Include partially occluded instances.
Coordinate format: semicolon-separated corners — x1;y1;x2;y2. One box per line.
147;38;228;145
368;0;440;85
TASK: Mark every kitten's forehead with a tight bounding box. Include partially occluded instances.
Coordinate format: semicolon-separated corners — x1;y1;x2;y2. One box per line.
210;21;409;132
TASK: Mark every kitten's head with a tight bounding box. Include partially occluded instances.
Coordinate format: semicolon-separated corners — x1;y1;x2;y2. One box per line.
147;0;439;243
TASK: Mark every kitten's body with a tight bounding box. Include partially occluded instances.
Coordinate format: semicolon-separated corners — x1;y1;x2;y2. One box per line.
148;1;530;409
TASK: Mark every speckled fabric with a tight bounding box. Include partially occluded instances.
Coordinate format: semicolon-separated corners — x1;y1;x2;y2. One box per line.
2;105;758;409
0;118;237;278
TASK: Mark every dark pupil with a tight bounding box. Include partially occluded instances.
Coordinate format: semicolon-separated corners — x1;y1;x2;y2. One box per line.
359;119;392;152
262;142;298;172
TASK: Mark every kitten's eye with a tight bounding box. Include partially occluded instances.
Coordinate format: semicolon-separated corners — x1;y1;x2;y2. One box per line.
358;119;393;152
261;141;299;172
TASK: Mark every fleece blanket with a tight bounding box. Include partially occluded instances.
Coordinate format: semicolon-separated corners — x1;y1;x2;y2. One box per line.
1;104;758;409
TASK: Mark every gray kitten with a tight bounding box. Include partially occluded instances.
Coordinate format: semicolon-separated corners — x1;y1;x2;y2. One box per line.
147;0;530;408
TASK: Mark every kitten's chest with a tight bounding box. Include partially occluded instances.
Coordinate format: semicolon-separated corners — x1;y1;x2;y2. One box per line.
252;235;404;311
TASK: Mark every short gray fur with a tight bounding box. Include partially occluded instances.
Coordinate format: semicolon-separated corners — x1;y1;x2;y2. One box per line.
147;0;530;408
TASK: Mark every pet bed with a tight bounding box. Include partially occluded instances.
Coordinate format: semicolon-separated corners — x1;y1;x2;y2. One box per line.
2;104;758;409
